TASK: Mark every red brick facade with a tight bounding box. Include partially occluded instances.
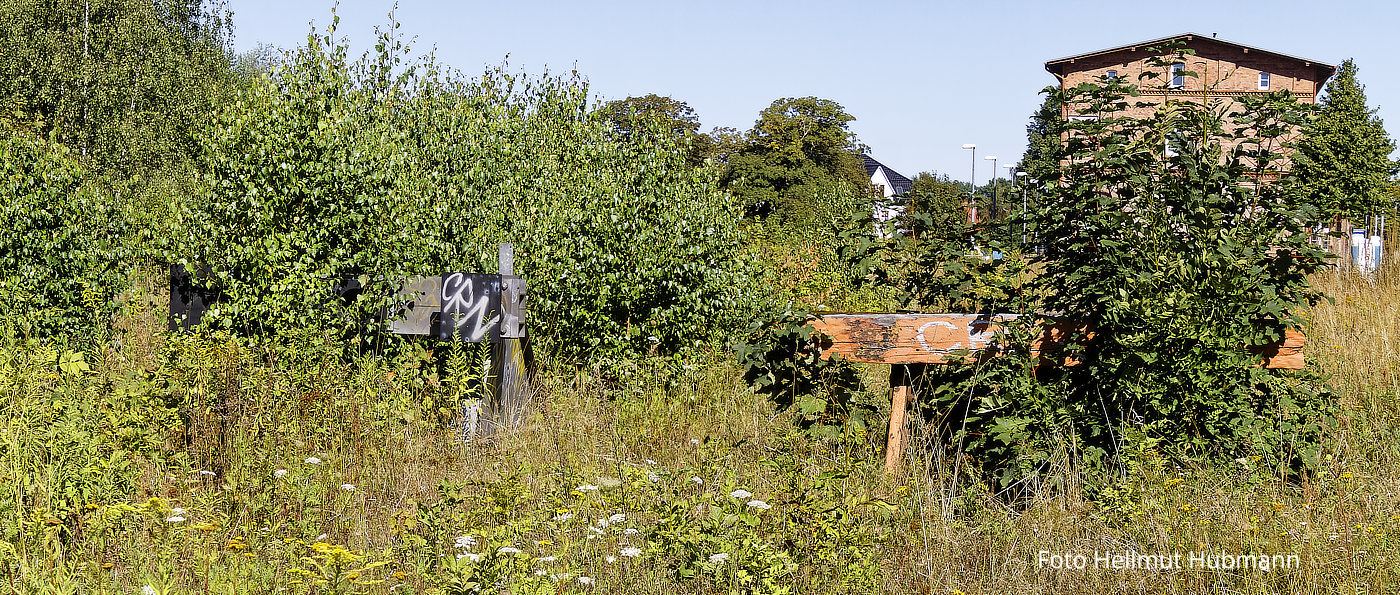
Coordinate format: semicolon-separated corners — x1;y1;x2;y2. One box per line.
1045;34;1335;157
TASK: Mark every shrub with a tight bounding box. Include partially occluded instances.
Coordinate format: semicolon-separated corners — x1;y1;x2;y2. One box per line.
178;18;751;364
0;126;127;341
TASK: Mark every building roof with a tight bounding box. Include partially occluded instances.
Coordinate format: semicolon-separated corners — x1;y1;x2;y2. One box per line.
1044;32;1335;81
863;154;914;194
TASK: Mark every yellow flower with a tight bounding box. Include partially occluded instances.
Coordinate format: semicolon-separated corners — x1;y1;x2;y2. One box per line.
101;563;113;569
1341;471;1353;479
537;540;553;548
1164;478;1185;487
393;572;406;579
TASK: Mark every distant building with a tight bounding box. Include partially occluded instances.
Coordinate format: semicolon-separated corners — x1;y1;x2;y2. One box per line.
1045;33;1335;157
864;154;913;227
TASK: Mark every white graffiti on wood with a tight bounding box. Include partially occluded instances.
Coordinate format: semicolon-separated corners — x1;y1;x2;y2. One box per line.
442;272;499;342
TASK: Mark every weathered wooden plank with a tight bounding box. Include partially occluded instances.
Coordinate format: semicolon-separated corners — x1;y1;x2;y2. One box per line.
810;314;1016;364
810;314;1305;370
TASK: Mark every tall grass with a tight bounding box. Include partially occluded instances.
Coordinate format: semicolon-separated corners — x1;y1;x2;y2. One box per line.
0;263;1397;593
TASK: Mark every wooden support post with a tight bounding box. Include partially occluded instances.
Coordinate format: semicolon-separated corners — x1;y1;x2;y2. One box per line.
488;243;529;433
885;364;917;473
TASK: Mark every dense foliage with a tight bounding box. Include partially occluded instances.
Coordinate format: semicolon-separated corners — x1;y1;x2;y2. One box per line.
722;97;869;230
0;127;126;340
177;23;751;364
1294;59;1399;222
828;48;1337;489
0;0;231;179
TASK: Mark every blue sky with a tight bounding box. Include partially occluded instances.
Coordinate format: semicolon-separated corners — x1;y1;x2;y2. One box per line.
226;0;1396;185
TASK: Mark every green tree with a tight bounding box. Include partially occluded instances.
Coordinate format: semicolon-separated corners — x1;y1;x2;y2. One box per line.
599;94;712;167
0;0;233;179
1016;91;1065;186
0;124;127;340
182;23;752;364
1294;59;1399;222
901;172;969;241
723;97;868;228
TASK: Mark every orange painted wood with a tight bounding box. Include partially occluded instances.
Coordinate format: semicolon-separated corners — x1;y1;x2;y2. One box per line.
810;314;1304;370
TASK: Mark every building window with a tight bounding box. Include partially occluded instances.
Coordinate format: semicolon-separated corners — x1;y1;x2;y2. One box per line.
1170;63;1185;88
1105;69;1118;81
1259;72;1271;90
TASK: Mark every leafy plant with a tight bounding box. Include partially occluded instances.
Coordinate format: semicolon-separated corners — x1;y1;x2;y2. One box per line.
734;308;872;441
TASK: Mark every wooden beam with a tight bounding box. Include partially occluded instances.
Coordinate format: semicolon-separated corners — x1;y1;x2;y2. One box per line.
809;313;1304;370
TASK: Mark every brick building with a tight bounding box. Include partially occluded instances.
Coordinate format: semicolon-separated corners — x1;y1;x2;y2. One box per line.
1045;33;1335;155
1044;34;1370;263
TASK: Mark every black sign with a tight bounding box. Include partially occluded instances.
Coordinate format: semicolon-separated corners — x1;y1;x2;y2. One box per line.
169;264;221;331
438;272;502;343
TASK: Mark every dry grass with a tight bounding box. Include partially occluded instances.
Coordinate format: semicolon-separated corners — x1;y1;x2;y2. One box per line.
2;263;1398;594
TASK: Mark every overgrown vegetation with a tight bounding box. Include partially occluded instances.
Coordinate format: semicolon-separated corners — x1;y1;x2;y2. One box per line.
0;6;1393;593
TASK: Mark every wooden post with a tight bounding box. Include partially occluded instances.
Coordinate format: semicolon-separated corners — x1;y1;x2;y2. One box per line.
885;364;912;473
488;243;529;432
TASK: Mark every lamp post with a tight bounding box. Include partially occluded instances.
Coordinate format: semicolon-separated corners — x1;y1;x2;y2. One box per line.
1016;171;1028;246
962;144;976;223
1003;164;1016;230
984;155;998;223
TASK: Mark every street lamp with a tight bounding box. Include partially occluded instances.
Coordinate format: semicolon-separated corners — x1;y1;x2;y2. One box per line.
962;144;976;223
1016;171;1028;246
984;155;998;222
1003;164;1016;221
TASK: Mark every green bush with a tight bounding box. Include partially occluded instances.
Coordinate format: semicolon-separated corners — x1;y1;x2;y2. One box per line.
0;126;127;341
179;20;751;364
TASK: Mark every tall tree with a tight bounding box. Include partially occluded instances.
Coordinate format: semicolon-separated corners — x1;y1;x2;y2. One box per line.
0;0;233;178
1294;59;1399;222
1017;90;1065;186
901;172;969;241
722;96;868;228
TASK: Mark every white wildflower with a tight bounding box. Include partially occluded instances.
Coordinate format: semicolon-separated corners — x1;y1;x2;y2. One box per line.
648;473;660;482
170;508;186;515
537;556;557;562
624;528;639;536
578;576;595;585
340;484;355;492
747;500;771;510
691;476;703;485
575;484;599;492
274;469;288;478
199;470;216;477
690;438;700;446
456;552;480;562
620;546;642;558
142;587;158;595
533;569;547;576
608;513;626;524
589;526;606;534
304;456;321;465
595;518;610;529
317;533;328;541
166;515;185;523
645;459;657;465
605;555;617;563
553;512;574;522
709;552;729;564
453;535;477;549
729;489;752;499
497;546;522;554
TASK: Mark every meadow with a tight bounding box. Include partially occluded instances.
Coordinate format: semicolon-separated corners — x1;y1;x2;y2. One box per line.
0;261;1394;595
